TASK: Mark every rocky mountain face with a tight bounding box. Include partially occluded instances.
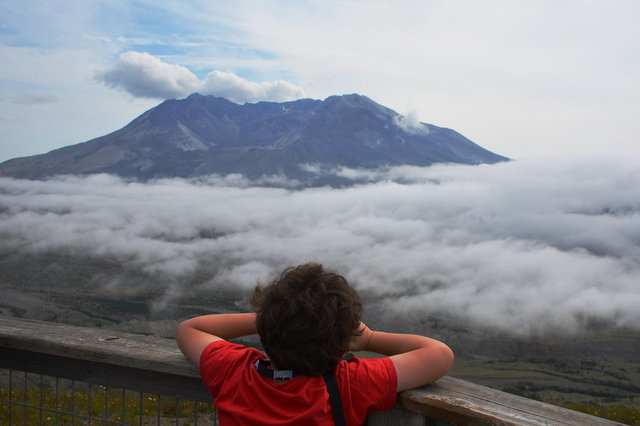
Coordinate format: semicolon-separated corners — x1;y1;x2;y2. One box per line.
0;93;508;185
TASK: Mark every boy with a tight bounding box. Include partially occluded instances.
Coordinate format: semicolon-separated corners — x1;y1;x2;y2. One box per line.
176;262;454;425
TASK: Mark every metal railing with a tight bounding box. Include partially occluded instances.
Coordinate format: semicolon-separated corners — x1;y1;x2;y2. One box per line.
0;368;216;425
0;316;622;425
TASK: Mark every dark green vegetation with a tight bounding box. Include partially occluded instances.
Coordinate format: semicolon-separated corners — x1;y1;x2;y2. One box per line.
453;356;639;404
572;405;640;425
451;355;640;424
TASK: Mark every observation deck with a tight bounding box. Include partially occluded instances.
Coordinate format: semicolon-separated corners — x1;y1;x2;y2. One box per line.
0;316;622;425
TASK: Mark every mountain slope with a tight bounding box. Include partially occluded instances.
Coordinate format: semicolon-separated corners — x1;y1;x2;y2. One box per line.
0;93;508;184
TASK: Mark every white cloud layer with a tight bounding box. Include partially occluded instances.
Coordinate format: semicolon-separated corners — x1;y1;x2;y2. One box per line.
1;157;639;336
95;51;305;103
202;70;305;103
95;51;202;99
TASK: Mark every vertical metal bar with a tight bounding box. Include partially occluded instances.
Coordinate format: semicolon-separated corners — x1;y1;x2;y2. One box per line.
139;392;143;426
194;400;198;426
39;373;44;425
88;382;92;422
121;388;126;425
104;385;109;423
176;397;180;425
55;376;60;426
23;370;27;424
8;369;12;425
156;394;160;424
71;379;75;426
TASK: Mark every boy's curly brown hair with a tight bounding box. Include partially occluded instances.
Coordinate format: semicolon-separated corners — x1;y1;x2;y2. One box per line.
251;263;362;375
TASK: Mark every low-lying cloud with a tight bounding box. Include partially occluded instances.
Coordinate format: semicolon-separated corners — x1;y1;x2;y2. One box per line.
95;51;305;103
1;157;639;335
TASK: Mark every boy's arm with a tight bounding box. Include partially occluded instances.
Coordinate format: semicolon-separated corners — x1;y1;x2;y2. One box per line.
350;323;454;392
176;313;257;366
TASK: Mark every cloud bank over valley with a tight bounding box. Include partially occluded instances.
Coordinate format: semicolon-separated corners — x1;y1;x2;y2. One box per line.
1;157;639;336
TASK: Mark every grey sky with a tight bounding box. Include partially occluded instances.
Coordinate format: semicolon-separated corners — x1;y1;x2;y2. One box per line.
1;1;639;162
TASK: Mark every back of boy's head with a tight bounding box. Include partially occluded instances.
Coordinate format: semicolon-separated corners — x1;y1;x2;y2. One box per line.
251;262;362;375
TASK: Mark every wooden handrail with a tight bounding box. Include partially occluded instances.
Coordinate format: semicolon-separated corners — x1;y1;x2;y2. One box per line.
0;316;621;425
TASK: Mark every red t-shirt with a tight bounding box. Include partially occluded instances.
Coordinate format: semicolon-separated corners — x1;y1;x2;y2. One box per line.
200;340;397;425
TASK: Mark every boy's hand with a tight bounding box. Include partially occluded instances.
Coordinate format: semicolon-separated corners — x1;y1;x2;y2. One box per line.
349;322;374;352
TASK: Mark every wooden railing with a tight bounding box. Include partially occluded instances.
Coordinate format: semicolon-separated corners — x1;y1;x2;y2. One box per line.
0;316;622;425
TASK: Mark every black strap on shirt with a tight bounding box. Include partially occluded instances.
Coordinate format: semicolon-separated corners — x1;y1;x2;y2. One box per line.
322;368;346;426
254;354;354;426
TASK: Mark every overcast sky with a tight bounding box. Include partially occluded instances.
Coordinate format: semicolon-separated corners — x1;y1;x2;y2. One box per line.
2;158;639;335
1;1;639;162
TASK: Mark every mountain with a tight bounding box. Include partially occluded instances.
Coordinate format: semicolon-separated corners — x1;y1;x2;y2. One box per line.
0;93;508;185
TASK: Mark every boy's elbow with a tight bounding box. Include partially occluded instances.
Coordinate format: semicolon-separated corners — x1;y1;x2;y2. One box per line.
439;343;455;376
395;342;455;391
442;343;454;362
175;322;185;343
430;342;455;381
175;321;192;345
